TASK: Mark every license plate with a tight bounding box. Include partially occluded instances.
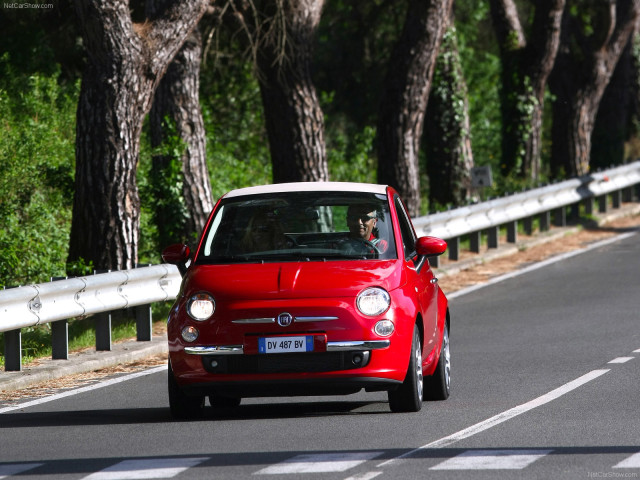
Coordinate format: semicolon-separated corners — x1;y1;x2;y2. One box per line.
258;336;314;354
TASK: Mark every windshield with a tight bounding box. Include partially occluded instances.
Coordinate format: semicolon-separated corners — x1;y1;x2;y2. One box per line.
197;191;396;264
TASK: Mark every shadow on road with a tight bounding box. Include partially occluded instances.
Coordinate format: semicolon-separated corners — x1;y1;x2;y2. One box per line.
0;399;389;428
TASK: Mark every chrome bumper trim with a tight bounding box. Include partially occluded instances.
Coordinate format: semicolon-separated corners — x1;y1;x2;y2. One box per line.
232;318;275;324
231;316;338;324
185;345;244;355
326;340;390;351
294;316;338;322
184;339;390;356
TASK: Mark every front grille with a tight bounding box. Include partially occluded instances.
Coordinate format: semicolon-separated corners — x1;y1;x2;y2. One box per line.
202;351;370;374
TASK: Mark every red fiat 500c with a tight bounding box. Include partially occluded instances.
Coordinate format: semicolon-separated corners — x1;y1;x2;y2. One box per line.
162;182;451;418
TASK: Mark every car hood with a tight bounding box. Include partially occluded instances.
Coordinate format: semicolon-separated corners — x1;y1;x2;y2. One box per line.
184;260;403;300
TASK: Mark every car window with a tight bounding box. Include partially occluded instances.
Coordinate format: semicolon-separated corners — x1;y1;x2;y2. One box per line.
197;191;397;264
394;197;417;260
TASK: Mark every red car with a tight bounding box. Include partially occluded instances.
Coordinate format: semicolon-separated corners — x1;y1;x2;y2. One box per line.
162;182;450;418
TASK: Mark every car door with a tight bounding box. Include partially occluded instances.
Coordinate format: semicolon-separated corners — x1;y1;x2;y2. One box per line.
394;196;439;355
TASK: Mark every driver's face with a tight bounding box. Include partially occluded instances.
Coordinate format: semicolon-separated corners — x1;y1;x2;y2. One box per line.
347;208;377;240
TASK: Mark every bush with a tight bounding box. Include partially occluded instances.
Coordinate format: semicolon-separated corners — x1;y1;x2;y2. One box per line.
0;54;78;287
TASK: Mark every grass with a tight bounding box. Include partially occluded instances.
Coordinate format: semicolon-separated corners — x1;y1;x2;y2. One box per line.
0;303;172;368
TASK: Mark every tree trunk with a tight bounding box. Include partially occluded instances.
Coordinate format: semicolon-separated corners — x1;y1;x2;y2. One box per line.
489;0;565;180
69;0;206;271
591;33;636;170
376;0;454;216
549;0;640;178
149;26;214;247
425;24;474;208
256;0;328;183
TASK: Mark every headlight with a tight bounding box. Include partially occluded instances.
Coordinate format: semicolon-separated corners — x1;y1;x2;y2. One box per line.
187;293;215;321
357;287;390;316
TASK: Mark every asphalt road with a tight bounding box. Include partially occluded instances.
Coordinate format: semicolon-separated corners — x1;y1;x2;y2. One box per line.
1;230;639;479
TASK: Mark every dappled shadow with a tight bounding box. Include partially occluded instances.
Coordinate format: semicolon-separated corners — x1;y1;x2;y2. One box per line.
2;445;640;476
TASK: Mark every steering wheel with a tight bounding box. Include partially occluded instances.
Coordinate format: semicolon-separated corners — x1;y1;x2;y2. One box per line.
342;238;379;258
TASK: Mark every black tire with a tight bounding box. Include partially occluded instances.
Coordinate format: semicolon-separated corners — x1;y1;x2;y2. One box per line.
209;395;241;409
423;323;451;400
168;361;204;420
388;325;423;412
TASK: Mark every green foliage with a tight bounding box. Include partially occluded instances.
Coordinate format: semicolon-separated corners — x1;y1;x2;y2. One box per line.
425;26;473;210
145;119;190;250
316;0;405;129
200;57;272;200
505;75;538;174
0;53;77;287
454;1;503;189
326;121;377;183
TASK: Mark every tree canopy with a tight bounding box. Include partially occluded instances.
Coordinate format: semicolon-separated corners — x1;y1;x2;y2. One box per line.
1;0;640;285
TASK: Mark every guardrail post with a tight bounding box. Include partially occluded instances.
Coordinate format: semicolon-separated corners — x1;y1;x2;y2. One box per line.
598;195;608;213
51;320;69;360
506;221;517;243
584;197;594;215
135;305;153;341
523;217;533;236
50;276;69;360
554;207;566;227
95;312;112;351
622;187;633;202
540;211;551;231
470;231;481;253
4;329;22;371
612;190;622;209
570;203;580;223
487;227;499;249
447;237;460;261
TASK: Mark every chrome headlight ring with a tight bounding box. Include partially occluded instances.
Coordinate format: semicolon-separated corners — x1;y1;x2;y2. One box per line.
356;287;391;317
186;293;215;321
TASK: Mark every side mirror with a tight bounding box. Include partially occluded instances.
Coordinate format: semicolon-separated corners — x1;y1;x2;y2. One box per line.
162;244;191;276
416;236;447;257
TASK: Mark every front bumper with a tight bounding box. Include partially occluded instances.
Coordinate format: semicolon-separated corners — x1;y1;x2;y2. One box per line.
183;339;391;355
184;340;390;376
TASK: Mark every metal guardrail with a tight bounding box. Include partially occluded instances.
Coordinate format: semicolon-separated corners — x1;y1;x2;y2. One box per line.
414;161;640;262
1;265;182;371
1;161;639;372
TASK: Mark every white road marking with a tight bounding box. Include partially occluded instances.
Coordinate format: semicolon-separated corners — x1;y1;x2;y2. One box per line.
430;449;552;470
256;452;383;474
82;457;208;480
608;357;634;364
378;369;610;467
633;348;640;353
613;451;640;469
0;365;167;414
447;231;638;300
0;463;43;479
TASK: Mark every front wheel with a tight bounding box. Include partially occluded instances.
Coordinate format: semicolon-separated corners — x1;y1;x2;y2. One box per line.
388;325;423;412
168;361;204;420
423;322;450;400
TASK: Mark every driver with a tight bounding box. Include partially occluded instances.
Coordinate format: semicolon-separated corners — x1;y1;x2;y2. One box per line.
345;204;388;253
